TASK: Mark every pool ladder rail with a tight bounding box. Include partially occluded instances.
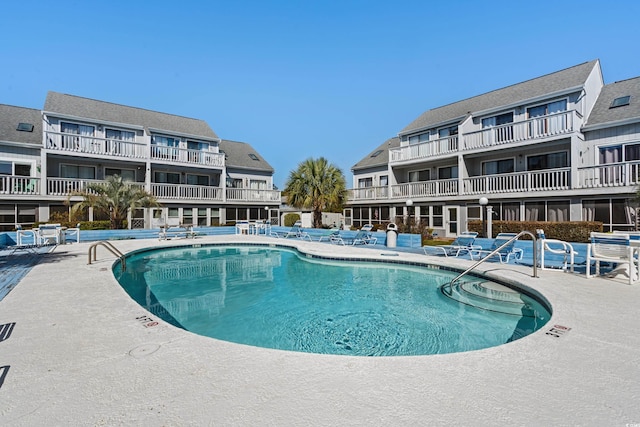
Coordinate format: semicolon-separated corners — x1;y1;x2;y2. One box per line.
87;241;126;271
442;230;538;296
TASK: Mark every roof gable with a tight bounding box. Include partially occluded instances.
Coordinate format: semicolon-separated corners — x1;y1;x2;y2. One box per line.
400;60;600;135
44;92;219;140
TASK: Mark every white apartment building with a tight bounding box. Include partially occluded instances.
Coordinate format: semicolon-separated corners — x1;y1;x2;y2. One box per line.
0;92;280;231
348;60;640;236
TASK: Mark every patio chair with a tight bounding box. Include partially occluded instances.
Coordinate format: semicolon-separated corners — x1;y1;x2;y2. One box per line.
471;233;523;263
235;220;250;235
37;224;62;246
15;225;38;246
330;224;377;246
273;220;312;241
586;232;639;284
536;229;577;272
423;231;480;257
316;228;341;242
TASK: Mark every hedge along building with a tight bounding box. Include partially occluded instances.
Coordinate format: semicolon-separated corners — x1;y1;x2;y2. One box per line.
347;60;640;236
0;92;280;231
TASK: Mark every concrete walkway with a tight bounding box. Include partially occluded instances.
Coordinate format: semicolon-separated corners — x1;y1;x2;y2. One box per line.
0;235;638;426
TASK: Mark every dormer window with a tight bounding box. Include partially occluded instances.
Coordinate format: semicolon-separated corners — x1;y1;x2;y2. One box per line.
610;96;630;108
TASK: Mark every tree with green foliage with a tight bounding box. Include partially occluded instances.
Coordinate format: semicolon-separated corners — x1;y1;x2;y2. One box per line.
69;175;160;230
284;157;347;228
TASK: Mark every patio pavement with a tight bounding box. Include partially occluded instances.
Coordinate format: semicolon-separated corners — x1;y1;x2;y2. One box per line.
0;235;639;426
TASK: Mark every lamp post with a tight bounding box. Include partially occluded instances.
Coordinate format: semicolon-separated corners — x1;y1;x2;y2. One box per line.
264;206;269;221
479;197;488;238
406;199;414;234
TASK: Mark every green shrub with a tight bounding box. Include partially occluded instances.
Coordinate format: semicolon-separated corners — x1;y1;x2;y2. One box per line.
467;220;603;243
78;220;128;230
284;213;301;227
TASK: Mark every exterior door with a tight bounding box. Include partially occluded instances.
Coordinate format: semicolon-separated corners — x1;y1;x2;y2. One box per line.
445;206;458;237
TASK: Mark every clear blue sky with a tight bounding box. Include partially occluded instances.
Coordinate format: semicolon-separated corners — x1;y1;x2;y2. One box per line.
2;0;639;189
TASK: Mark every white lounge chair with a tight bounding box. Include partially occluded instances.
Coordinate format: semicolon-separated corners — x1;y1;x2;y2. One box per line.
316;228;341;242
272;221;312;241
37;224;62;246
586;232;639;285
423;231;480;257
330;224;377;246
536;229;577;272
471;233;523;263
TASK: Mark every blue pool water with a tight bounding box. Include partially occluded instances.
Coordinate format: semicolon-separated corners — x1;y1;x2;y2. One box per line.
114;244;551;356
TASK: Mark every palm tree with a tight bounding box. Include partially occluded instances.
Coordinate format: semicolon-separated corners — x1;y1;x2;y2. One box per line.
284;157;347;228
69;175;160;229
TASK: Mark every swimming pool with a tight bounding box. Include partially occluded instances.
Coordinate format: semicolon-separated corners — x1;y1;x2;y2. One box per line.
114;244;551;356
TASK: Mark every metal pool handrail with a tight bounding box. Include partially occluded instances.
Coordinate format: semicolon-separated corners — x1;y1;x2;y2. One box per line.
88;241;126;271
446;231;538;290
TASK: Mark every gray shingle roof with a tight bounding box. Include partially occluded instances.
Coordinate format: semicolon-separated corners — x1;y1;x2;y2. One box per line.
583;77;640;128
44;92;219;140
220;139;274;173
0;104;43;145
352;137;400;171
400;60;600;135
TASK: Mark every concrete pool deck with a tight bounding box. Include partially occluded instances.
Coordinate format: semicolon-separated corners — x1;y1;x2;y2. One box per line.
0;235;639;426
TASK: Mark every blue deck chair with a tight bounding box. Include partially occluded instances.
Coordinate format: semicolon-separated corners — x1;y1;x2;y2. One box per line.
316;228;341;242
423;231;479;257
273;220;311;241
330;224;377;245
471;233;523;263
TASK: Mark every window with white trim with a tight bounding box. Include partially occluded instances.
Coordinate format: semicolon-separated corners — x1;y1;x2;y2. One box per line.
61;164;96;179
527;151;568;170
105;168;136;181
482;159;514;175
186;174;209;186
408;131;430;144
408;169;430;182
154;171;180;184
438;166;458;179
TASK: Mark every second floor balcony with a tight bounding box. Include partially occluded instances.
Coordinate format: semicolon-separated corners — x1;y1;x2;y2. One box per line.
46;177;279;203
0;176;40;195
348;163;639;202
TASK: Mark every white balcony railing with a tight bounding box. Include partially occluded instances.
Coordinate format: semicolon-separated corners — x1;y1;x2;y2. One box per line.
389;136;458;163
46;132;147;158
150;145;225;167
0;176;40;195
389;111;577;164
226;188;281;202
45;132;226;168
151;183;223;201
346;168;574;201
390;179;458;199
577;162;640;189
463;168;571;195
47;178;282;202
463;111;575;151
349;186;389;201
47;178;146;196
